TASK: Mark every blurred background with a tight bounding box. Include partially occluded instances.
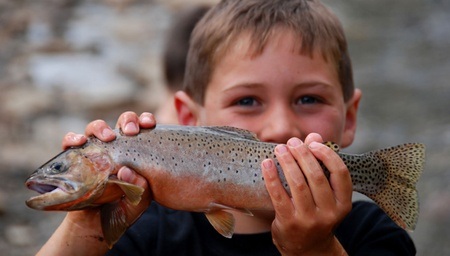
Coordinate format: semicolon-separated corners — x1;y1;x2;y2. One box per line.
0;0;449;255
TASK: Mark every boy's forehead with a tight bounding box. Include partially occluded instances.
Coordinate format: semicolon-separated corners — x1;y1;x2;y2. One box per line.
220;28;322;61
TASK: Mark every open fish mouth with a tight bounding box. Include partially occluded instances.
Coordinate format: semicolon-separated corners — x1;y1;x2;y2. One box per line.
27;181;59;194
25;179;69;203
25;180;75;210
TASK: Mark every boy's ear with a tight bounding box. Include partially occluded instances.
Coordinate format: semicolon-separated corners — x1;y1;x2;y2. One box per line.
341;88;362;148
174;91;201;126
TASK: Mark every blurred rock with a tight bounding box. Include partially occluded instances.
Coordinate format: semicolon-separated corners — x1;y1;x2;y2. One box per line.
28;53;137;109
0;0;449;255
4;224;36;247
0;192;6;216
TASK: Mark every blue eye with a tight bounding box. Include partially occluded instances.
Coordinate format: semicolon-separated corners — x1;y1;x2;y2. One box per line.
236;97;257;106
298;96;319;104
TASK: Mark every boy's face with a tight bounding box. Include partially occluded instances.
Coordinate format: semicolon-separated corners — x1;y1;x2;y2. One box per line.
177;30;361;147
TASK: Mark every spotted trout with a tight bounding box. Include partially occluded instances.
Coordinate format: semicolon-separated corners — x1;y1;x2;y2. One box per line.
25;125;425;247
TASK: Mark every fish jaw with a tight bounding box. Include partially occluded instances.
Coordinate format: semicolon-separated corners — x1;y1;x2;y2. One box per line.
25;146;114;211
25;176;87;210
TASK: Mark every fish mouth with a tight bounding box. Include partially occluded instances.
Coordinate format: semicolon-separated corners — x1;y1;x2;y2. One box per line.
25;174;76;195
27;181;59;194
25;179;73;210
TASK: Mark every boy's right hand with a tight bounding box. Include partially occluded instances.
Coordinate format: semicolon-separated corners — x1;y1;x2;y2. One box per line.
37;112;156;256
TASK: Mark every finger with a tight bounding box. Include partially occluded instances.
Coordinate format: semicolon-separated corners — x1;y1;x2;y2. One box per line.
116;111;140;135
277;142;316;214
275;144;316;215
62;132;87;149
85;119;116;142
308;141;352;207
261;158;294;218
303;133;323;145
287;137;334;209
139;112;157;129
117;167;152;223
117;166;148;190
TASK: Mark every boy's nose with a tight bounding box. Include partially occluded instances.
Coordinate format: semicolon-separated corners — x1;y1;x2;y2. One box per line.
257;108;302;143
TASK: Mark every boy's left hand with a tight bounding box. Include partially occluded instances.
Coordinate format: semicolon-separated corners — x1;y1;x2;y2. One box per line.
261;133;352;255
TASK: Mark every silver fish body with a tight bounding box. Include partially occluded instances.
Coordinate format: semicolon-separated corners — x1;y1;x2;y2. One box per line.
25;125;425;247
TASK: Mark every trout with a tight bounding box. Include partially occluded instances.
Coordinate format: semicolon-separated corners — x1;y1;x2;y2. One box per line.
25;125;425;247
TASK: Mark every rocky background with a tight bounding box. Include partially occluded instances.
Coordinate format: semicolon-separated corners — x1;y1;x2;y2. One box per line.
0;0;449;255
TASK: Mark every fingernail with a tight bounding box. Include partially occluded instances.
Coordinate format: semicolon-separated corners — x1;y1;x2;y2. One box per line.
287;137;302;147
262;159;273;169
102;128;115;138
309;141;321;149
118;166;134;182
124;122;138;133
276;145;288;154
262;164;274;179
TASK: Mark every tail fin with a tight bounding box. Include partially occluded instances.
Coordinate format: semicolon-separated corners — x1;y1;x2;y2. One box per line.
349;143;425;231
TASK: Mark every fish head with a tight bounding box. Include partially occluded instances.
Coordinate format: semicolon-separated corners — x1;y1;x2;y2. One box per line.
25;145;114;211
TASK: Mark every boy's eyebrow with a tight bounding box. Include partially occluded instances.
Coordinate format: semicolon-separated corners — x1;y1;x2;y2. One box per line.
222;82;265;92
222;80;337;92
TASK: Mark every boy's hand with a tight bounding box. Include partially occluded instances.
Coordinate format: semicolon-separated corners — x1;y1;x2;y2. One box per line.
38;112;156;255
62;111;156;149
63;111;156;220
261;133;352;256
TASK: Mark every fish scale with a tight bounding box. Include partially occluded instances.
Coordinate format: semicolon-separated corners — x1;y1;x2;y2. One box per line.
101;127;280;190
25;125;425;248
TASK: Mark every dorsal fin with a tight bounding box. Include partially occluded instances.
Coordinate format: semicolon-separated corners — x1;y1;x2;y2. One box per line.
206;126;260;141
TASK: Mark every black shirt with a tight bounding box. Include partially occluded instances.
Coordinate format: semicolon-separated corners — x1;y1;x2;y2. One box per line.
106;201;415;255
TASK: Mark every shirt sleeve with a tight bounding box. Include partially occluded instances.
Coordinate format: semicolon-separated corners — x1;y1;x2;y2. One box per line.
335;201;416;256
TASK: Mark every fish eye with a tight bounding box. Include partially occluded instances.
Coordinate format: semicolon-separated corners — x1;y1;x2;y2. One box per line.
49;162;67;174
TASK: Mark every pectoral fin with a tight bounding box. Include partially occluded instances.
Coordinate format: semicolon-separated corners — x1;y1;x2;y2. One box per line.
108;177;144;206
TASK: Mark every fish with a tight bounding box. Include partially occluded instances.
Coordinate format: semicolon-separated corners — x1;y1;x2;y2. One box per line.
25;125;425;248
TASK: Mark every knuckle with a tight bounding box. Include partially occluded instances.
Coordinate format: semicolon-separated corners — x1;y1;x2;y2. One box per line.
292;179;308;192
309;169;328;184
88;119;107;129
118;111;138;125
269;186;284;203
123;111;139;120
86;119;107;134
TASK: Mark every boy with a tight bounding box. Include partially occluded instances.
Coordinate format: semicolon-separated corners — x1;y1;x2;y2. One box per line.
37;0;415;255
